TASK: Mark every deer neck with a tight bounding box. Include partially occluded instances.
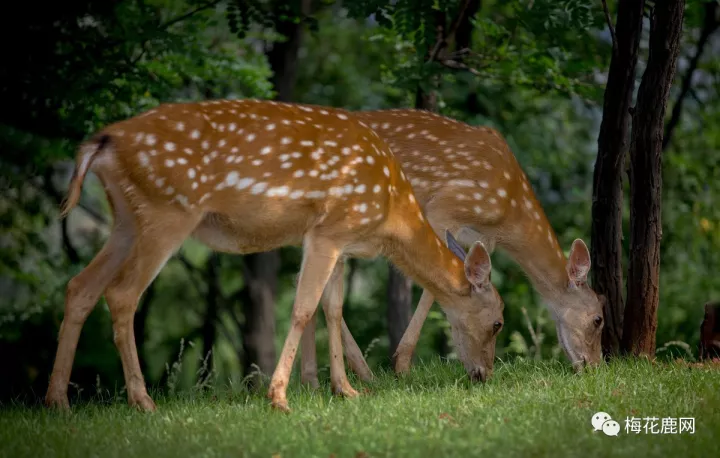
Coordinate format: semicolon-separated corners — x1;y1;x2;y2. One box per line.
382;211;468;308
504;222;570;306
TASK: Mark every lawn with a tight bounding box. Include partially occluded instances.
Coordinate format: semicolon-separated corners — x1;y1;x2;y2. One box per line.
1;358;718;458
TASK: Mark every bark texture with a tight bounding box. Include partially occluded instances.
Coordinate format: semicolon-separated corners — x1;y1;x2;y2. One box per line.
591;0;646;356
622;0;685;356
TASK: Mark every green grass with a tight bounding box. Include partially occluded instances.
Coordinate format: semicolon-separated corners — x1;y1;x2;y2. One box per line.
1;358;719;458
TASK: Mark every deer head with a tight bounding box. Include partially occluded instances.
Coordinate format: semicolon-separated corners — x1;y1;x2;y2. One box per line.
442;230;504;382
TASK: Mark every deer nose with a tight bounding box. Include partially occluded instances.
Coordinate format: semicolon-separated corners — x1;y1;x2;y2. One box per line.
470;367;487;383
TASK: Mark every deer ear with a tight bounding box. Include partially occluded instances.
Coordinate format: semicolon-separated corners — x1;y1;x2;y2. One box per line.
464;242;492;289
567;238;591;287
445;230;467;261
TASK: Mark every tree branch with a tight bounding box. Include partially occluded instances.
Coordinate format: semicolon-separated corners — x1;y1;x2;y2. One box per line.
158;0;223;30
440;58;483;76
663;0;719;151
602;0;618;55
428;0;474;62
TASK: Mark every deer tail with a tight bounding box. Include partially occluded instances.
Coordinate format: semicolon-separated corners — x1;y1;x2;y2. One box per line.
60;134;112;219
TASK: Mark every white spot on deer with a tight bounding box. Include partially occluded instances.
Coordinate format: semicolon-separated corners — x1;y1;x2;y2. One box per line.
177;158;187;165
145;134;157;146
155;178;165;188
449;179;475;187
489;197;497;204
164;159;175;168
534;211;541;220
188;169;196;179
260;146;273;155
300;140;314;147
524;198;533;209
337;113;348;120
228;123;237;132
504;171;511;180
341;147;351;156
252;159;263;166
474;206;483;214
236;177;254;190
293;170;304;178
267;186;290;197
192;182;198;190
201;175;207;183
138;152;150;167
250;182;267;194
175;122;185;132
246;134;256;142
306;190;326;199
409;194;416;203
225;171;240;186
324;140;337;147
190;130;200;140
183;148;193;156
289;190;304;199
218;139;227;148
360;217;371;224
309;170;319;177
383;166;390;177
479;181;489;189
281;162;293;169
511;199;517;207
280;137;292;145
373;184;381;193
497;188;507;197
355;184;366;194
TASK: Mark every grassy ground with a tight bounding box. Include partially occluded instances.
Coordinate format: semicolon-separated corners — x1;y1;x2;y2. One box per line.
1;358;719;458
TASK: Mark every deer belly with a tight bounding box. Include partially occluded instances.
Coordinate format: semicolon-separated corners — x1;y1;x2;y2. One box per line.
191;209;308;254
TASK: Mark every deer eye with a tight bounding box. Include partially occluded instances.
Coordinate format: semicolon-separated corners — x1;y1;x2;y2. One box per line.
493;321;503;334
593;316;603;327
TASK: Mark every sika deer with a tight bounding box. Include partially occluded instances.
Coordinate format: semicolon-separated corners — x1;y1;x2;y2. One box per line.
46;99;504;413
300;108;604;386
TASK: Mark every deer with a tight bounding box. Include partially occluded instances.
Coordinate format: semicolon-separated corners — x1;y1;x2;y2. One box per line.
45;99;505;413
299;108;604;387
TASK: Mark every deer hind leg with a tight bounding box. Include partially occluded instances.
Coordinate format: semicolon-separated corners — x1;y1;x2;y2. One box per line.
103;212;201;411
45;222;135;410
301;263;374;388
321;261;359;398
268;235;341;412
340;319;374;382
393;289;435;374
300;309;320;389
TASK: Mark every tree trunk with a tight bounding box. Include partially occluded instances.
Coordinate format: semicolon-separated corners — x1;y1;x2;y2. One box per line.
590;0;645;357
238;0;311;381
201;253;219;372
387;267;414;358
622;0;685;356
241;252;280;377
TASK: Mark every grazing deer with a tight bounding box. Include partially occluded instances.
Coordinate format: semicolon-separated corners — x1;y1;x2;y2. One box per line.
300;108;604;386
46;99;504;413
